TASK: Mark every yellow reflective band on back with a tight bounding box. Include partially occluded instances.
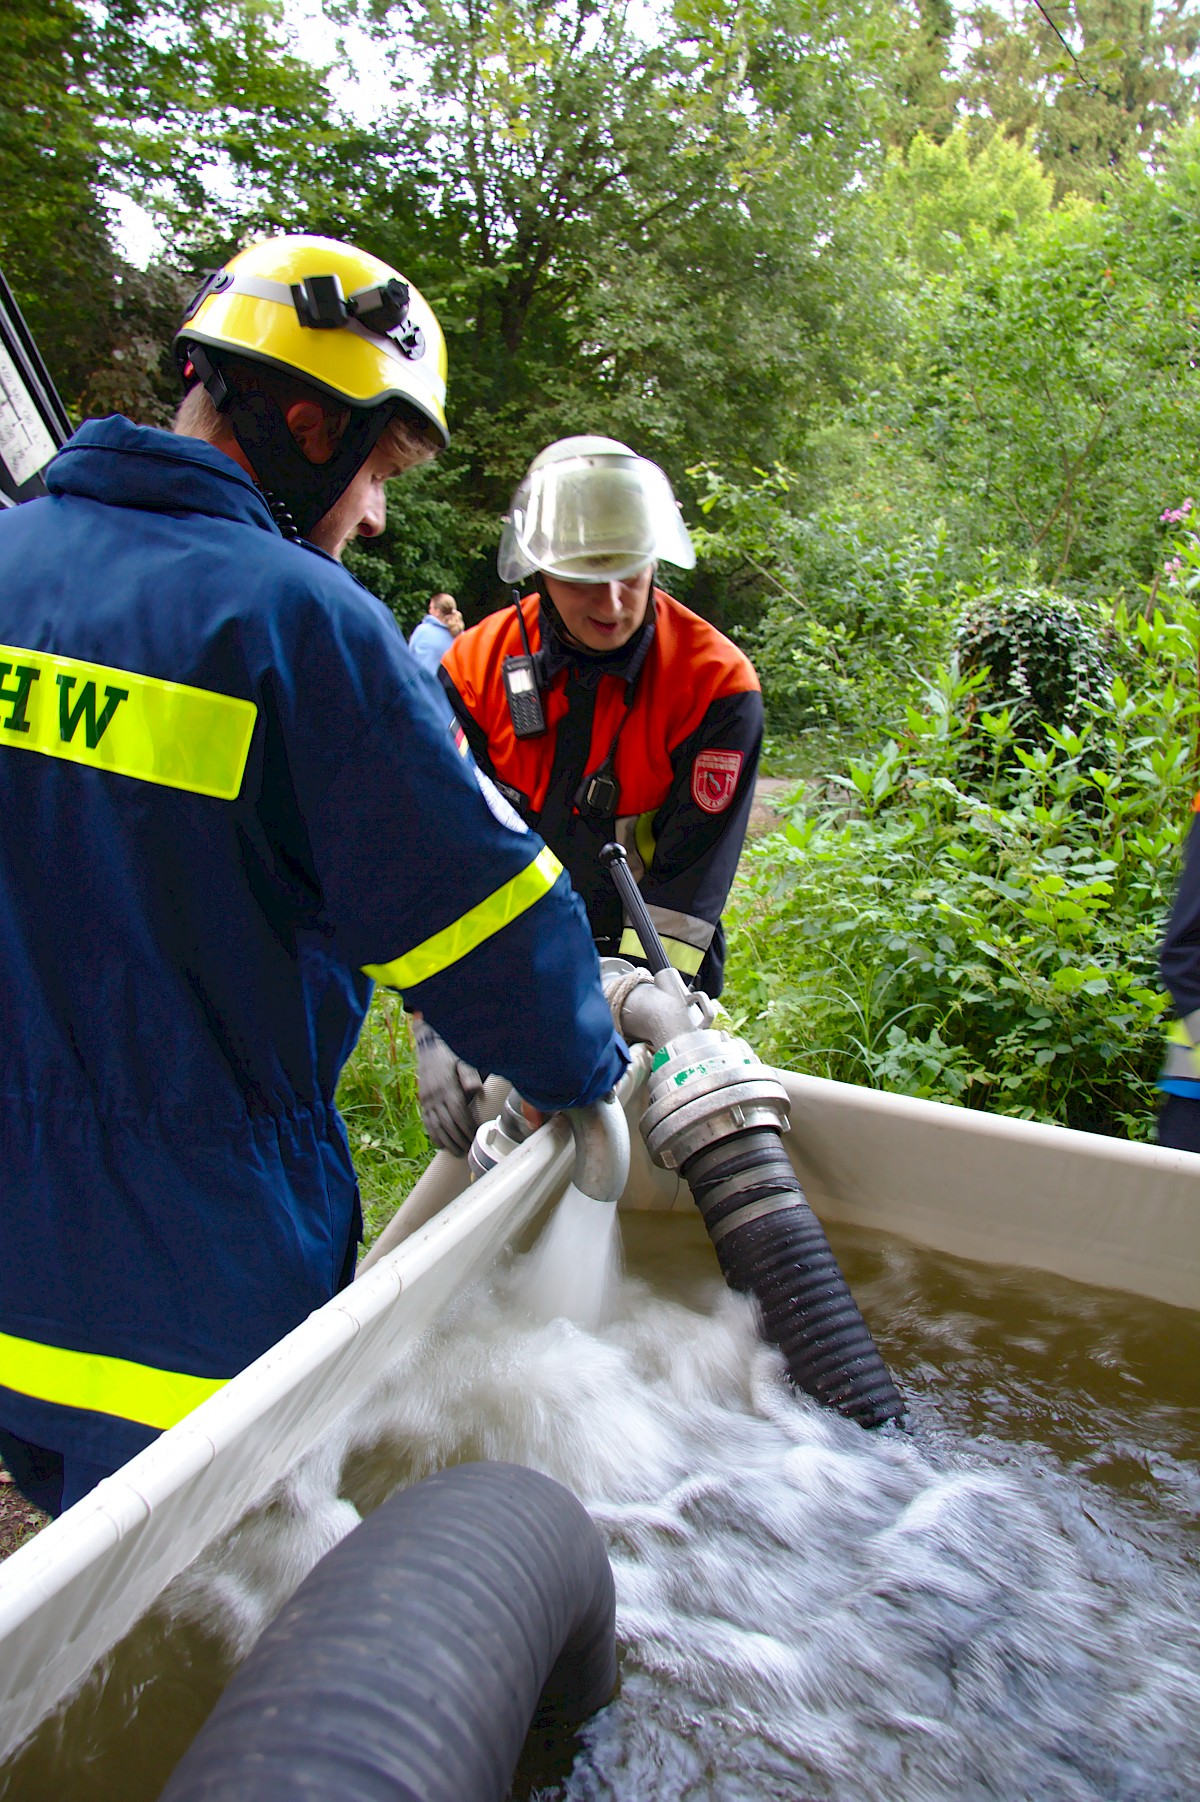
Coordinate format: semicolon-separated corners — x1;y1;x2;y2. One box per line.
0;644;257;800
619;927;705;976
363;846;564;989
0;1328;227;1431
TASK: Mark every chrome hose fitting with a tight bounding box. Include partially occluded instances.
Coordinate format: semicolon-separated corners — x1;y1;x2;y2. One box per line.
639;1028;791;1170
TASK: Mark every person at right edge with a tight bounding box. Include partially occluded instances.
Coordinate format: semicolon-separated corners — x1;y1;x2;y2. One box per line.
424;435;763;1155
1157;799;1200;1150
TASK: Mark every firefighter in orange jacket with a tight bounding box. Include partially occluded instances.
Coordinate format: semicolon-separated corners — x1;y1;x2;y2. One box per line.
422;436;763;1153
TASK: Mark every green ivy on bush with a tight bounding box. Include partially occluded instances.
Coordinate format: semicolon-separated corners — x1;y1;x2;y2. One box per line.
955;584;1111;741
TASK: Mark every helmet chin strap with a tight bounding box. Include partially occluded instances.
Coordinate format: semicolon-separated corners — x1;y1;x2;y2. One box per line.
188;345;390;541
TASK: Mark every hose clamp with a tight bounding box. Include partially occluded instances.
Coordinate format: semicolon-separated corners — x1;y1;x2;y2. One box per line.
640;1029;790;1169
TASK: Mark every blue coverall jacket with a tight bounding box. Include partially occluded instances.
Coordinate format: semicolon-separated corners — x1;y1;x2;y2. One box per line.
0;418;625;1472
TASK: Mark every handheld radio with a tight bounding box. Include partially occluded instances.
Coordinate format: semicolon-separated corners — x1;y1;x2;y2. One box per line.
501;592;547;738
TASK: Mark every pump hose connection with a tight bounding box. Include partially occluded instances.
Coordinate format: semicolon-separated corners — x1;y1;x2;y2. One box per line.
600;844;904;1430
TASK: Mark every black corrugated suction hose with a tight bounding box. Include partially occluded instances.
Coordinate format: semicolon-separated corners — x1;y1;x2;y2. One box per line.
159;1462;617;1802
683;1127;905;1429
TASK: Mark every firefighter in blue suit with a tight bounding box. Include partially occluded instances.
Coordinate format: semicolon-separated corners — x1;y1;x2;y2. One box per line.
1158;804;1200;1150
0;235;626;1517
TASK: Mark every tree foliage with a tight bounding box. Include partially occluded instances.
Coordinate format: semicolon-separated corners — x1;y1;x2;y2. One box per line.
0;0;332;414
726;589;1200;1136
961;0;1200;198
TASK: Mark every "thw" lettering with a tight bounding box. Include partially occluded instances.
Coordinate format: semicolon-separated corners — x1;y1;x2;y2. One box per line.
0;663;39;734
56;675;129;748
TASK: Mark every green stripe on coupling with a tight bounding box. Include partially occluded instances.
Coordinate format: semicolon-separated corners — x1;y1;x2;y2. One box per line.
619;926;704;977
0;1328;227;1430
364;846;564;989
0;644;257;800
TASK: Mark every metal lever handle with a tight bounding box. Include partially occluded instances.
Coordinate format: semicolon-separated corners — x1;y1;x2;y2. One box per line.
600;842;670;975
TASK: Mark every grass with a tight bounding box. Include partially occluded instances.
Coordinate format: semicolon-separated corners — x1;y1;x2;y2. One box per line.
334;990;434;1248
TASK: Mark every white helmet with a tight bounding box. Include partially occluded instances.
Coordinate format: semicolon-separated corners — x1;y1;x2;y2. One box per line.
497;435;696;584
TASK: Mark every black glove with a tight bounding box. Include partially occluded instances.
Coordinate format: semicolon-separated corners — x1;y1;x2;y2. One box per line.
414;1021;484;1157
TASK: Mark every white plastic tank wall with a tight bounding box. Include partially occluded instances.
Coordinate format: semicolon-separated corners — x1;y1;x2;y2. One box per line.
0;1052;1197;1763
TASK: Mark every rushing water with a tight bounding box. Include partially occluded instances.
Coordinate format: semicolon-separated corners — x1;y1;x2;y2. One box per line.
3;1208;1200;1802
518;1180;624;1332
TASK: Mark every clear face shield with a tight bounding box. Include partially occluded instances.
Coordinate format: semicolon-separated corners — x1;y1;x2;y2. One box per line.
497;448;696;584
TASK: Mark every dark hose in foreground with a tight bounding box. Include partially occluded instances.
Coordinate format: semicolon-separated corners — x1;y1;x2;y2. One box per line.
684;1128;906;1429
159;1461;617;1802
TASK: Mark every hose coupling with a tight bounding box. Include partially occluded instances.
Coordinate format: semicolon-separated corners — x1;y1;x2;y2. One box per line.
640;1029;791;1170
467;1087;534;1181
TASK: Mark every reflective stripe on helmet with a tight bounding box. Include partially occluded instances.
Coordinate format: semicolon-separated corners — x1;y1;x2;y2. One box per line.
0;1327;227;1430
0;643;257;799
363;845;563;989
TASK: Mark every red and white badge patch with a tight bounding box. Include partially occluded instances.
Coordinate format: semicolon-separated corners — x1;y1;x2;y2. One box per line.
691;749;744;814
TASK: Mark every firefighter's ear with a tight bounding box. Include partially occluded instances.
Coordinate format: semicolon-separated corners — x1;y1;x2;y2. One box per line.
284;400;350;466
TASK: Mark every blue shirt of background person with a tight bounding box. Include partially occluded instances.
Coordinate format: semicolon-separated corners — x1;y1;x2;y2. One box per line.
409;592;462;671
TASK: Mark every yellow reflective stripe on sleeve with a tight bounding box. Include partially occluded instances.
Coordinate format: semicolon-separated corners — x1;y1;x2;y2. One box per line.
363;846;564;989
0;644;257;800
0;1328;227;1430
619;926;705;977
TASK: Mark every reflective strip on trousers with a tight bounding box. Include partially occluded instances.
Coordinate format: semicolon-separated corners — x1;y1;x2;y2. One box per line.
364;846;564;989
0;644;257;800
619;926;705;977
644;901;715;953
1162;1014;1200;1083
0;1327;228;1430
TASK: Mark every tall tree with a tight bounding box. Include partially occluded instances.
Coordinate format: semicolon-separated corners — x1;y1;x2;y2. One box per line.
324;0;904;611
862;125;1200;590
963;0;1200;196
0;0;334;412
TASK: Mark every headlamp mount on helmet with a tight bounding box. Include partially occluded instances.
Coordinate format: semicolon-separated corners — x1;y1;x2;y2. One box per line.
290;273;425;360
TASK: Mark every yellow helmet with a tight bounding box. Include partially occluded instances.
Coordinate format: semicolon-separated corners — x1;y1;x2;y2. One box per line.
175;233;448;447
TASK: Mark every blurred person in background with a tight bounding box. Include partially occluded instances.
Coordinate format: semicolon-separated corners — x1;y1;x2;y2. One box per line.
408;591;464;672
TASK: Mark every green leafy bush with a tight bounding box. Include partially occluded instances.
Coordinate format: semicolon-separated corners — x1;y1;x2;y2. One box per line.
689;465;960;737
955;585;1111;740
725;592;1200;1137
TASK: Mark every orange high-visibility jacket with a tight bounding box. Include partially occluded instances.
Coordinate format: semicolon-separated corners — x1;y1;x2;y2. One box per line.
440;588;763;995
